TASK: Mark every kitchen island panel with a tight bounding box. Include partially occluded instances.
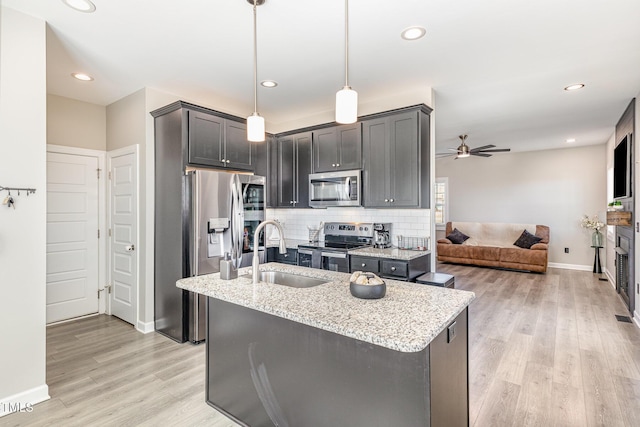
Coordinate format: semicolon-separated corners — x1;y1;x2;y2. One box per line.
207;297;441;427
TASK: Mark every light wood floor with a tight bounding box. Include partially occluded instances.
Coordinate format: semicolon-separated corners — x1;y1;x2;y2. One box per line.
2;265;639;426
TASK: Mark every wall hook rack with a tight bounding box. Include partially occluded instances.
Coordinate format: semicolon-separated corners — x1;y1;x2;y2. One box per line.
0;185;37;196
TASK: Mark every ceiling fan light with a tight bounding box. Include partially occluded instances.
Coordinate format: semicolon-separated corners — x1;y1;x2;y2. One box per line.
336;87;358;124
247;113;265;142
457;152;470;158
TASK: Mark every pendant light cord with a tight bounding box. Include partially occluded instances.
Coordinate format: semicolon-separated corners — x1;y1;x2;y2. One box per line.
344;0;349;88
253;0;258;114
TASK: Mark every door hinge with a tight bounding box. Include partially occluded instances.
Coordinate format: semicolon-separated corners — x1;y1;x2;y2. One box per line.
108;228;112;237
97;168;101;179
98;284;112;298
108;171;112;180
98;229;100;238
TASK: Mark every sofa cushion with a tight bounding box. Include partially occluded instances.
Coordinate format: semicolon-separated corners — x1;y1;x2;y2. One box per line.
447;228;470;244
513;229;542;249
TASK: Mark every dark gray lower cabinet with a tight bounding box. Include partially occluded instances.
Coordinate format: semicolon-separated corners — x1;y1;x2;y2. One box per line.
206;298;468;427
350;253;430;281
266;247;297;265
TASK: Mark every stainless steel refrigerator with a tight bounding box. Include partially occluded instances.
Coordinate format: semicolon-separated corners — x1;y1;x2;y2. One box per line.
155;169;265;343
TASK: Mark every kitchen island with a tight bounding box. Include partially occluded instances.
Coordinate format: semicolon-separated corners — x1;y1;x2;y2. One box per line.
178;263;474;427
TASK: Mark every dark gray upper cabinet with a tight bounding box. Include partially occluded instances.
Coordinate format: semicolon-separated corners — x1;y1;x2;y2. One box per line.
277;132;311;208
312;123;362;173
253;135;276;208
188;110;253;171
362;108;430;208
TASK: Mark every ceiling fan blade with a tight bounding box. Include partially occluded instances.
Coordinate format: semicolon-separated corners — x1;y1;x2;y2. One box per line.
469;145;496;152
471;152;492;157
477;148;511;153
447;148;460;152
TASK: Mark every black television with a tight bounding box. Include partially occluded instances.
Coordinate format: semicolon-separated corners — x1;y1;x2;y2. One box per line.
614;134;631;199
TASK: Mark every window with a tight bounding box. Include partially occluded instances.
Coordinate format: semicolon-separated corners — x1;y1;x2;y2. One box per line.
434;177;448;229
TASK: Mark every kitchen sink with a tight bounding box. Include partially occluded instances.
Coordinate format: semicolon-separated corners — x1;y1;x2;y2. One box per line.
242;271;328;288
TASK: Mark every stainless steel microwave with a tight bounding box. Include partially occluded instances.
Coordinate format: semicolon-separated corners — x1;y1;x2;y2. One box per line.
309;170;361;208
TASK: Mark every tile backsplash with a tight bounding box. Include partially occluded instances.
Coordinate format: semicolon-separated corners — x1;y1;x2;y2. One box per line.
266;207;431;248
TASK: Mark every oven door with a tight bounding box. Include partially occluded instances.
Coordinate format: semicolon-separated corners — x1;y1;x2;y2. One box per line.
321;251;350;273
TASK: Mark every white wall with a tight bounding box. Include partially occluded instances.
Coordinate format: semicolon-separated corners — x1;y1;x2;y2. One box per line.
437;144;607;268
0;6;49;414
47;95;106;150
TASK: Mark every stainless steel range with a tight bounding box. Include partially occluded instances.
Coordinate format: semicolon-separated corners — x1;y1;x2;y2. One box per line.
298;222;376;273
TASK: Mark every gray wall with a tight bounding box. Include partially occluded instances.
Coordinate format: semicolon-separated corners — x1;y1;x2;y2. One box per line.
437;144;607;268
47;94;106;150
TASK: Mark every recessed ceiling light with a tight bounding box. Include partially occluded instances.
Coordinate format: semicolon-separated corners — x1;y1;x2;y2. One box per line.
564;83;585;91
260;80;278;88
62;0;96;13
401;26;426;41
72;72;94;81
566;138;576;143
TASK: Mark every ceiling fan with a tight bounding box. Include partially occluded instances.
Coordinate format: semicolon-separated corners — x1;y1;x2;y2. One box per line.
437;135;511;159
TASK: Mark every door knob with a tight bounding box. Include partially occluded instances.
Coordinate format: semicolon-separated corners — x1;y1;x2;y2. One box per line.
126;244;135;251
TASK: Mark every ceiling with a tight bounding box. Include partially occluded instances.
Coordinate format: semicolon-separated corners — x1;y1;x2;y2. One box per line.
3;0;640;153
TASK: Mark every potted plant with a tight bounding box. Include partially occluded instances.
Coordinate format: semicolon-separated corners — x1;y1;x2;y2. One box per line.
608;201;623;211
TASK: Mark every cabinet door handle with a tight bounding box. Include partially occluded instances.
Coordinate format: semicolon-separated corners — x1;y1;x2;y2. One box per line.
384;199;389;203
226;159;231;164
290;201;294;204
390;199;394;203
332;163;336;167
390;266;396;271
361;263;366;267
336;163;340;167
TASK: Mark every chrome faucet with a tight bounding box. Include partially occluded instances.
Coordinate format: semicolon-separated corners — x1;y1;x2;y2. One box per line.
253;220;287;284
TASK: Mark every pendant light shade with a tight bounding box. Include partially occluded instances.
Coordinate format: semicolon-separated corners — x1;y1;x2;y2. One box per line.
336;0;357;124
247;113;265;142
336;86;358;124
247;0;265;142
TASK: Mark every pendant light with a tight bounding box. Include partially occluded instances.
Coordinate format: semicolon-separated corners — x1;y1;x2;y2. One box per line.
247;0;265;142
336;0;358;124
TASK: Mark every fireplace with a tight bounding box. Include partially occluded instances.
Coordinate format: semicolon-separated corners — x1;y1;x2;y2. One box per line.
615;227;634;313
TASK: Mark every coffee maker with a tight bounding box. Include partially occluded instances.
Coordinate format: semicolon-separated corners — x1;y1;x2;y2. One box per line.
373;223;392;248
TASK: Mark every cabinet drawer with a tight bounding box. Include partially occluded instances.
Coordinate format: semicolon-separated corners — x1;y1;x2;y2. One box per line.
381;260;409;279
350;256;379;274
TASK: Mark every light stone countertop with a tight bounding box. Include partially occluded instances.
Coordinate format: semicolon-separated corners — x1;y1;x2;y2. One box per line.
348;247;431;260
177;262;474;353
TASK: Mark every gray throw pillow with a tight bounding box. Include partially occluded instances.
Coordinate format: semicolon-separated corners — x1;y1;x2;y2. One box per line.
514;229;542;249
447;228;470;244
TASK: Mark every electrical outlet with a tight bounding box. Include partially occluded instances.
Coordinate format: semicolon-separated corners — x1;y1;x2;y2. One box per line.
564;247;569;253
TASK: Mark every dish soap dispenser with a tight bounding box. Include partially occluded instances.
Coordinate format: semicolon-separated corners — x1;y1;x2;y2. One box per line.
220;252;237;280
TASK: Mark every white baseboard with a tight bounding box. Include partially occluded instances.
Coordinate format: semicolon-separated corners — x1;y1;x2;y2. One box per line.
0;385;49;417
547;262;592;271
634;311;640;329
136;320;155;334
604;269;616;289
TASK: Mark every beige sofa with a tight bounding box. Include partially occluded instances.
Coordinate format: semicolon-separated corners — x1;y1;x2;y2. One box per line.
437;222;550;273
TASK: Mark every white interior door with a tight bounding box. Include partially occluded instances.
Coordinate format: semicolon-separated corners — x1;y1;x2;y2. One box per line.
46;152;99;323
109;149;138;325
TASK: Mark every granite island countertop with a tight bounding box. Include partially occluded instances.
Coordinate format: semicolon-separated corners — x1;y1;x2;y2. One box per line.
177;263;474;353
348;246;431;260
